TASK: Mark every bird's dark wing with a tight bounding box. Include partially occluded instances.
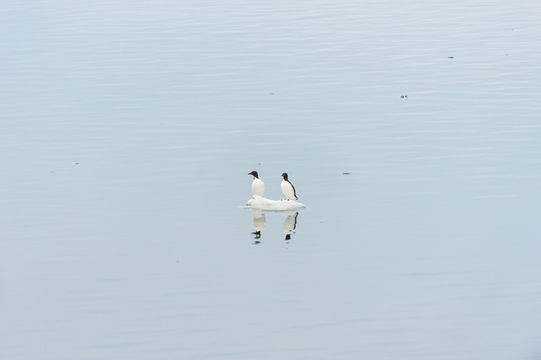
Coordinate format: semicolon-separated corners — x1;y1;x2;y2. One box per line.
290;181;298;200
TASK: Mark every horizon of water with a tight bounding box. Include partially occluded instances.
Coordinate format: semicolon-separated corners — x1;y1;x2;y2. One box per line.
2;1;541;359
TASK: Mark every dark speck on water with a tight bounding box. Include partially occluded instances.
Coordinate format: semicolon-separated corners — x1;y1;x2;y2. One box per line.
342;172;351;175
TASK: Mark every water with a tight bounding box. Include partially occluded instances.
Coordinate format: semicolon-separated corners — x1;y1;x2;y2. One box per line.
2;1;541;359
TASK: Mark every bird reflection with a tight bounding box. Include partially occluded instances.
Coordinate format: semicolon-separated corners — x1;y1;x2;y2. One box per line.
282;211;299;241
248;209;300;243
251;208;266;244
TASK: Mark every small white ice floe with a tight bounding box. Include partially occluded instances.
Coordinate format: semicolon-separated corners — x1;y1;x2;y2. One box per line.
246;195;306;211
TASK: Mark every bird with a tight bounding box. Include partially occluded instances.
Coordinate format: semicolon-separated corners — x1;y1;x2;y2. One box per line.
281;172;298;200
248;171;265;197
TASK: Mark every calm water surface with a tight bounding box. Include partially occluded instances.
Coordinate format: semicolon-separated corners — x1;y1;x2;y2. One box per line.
2;1;541;359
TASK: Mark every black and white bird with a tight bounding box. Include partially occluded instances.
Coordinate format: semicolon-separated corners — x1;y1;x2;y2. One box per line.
280;172;298;200
248;171;265;196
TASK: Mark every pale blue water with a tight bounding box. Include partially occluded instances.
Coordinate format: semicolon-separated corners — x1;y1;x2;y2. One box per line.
2;1;541;359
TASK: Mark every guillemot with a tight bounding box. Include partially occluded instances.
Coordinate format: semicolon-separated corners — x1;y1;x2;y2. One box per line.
280;172;298;200
248;171;265;197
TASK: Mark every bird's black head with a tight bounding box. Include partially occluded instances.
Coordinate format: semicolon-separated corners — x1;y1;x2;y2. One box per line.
281;172;288;180
248;171;259;178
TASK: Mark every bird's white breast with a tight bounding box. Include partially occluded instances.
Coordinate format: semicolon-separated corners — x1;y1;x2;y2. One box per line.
281;180;295;200
252;178;265;196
